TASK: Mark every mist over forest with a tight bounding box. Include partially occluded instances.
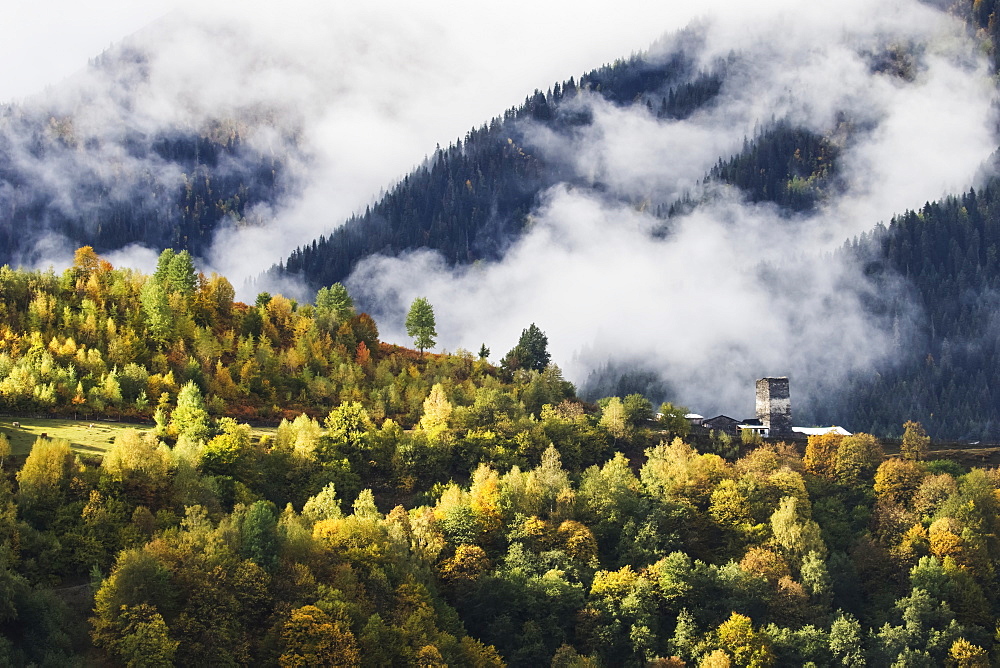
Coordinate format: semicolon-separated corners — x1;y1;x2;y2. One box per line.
5;2;1000;667
2;0;1000;436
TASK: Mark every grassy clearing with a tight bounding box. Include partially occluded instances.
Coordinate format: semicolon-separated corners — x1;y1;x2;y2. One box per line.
0;418;150;459
0;418;280;461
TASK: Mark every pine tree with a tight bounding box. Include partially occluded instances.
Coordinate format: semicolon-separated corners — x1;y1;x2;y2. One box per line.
502;323;550;372
170;381;210;441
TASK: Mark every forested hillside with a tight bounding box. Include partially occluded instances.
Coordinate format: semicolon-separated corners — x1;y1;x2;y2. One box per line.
276;49;733;288
272;2;1000;441
0;252;998;665
1;1;999;439
821;178;1000;439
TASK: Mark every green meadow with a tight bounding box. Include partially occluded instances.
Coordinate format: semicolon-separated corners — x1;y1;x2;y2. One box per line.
0;418;279;461
0;418;146;459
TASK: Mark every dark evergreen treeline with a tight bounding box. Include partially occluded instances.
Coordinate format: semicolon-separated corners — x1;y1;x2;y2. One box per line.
0;104;284;265
278;118;550;290
958;0;1000;73
826;178;1000;439
708;121;840;213
276;47;730;289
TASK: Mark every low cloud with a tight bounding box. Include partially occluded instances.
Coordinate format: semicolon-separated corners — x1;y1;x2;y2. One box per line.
347;1;997;421
4;0;996;422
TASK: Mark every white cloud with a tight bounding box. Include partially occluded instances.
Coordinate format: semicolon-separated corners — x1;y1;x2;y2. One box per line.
3;0;996;420
345;1;997;418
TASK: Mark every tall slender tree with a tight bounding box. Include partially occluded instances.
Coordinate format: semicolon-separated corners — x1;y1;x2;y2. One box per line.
405;297;437;354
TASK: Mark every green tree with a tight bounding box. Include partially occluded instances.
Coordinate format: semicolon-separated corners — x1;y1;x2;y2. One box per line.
16;437;76;521
315;283;354;333
325;401;374;448
828;613;866;667
241;501;279;572
405;297;437;354
502;323;550;372
140;279;173;345
170;381;211;442
302;482;343;523
153;249;176;284
166;250;197;296
115;604;178;668
622;393;653;426
599;397;630;443
769;496;826;567
658;402;691;439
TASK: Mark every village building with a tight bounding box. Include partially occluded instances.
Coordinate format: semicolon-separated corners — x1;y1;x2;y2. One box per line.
792;426;852;436
701;415;740;436
691;378;852;439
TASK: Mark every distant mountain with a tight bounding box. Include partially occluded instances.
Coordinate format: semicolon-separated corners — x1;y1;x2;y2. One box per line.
271;3;1000;440
4;2;1000;439
819;176;1000;439
273;41;735;288
271;43;853;290
0;41;295;267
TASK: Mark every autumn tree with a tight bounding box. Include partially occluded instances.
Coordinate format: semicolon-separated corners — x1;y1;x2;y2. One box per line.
713;612;775;667
102;429;172;504
834;433;884;486
419;383;453;442
900;420;930;461
803;433;843;480
16;437;76;522
279;605;360;667
873;458;925;506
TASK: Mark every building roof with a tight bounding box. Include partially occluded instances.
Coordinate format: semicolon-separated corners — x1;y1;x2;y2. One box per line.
792;426;852;436
703;415;738;423
685;413;704;420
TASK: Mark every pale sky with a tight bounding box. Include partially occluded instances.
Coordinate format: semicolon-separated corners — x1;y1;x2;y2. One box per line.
0;1;177;102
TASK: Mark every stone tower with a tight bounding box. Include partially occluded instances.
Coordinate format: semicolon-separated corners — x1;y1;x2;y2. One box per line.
756;377;791;437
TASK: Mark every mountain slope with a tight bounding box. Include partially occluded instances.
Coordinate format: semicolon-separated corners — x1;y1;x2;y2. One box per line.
276;45;733;288
822;178;1000;438
273;8;1000;439
0;42;294;267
